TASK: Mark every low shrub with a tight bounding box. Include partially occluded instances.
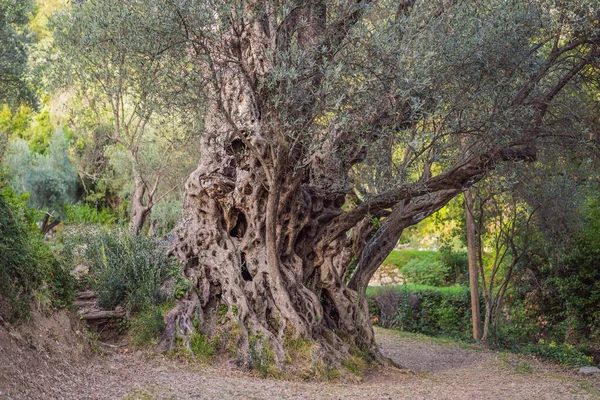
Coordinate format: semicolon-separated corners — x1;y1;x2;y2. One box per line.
190;332;214;361
63;227;179;312
439;246;469;285
524;340;593;367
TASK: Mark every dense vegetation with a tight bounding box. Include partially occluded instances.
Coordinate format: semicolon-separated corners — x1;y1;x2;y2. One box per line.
1;0;599;375
0;175;74;321
368;198;600;366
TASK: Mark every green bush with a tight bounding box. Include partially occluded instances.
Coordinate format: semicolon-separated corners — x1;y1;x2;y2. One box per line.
383;249;440;269
67;228;178;312
190;332;214;361
439;246;469;285
0;177;75;321
401;258;450;287
147;198;181;236
524;340;593;367
5;129;77;217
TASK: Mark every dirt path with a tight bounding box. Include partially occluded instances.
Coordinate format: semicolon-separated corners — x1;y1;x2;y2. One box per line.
2;320;599;400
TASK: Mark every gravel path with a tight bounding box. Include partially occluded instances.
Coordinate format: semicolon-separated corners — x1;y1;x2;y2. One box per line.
2;319;599;400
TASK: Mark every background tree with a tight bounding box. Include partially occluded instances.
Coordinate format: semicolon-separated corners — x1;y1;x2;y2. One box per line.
0;0;37;108
51;0;202;235
468;176;537;342
5;128;77;233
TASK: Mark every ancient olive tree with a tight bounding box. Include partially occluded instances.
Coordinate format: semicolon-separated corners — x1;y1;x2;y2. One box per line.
145;0;600;371
52;0;202;235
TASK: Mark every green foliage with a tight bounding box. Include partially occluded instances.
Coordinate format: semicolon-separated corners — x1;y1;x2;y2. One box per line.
64;203;118;225
5;128;76;216
439;246;469;285
401;258;450;287
0;0;37;107
0;176;75;321
366;284;464;297
383;250;440;269
283;335;312;364
66;228;178;312
387;248;466;286
0;104;34;137
495;196;600;364
368;286;474;340
148;199;182;237
249;334;277;377
524;341;593;367
129;306;166;348
22;109;55;154
51;0;200;233
190;332;214;362
172;274;192;300
341;355;366;376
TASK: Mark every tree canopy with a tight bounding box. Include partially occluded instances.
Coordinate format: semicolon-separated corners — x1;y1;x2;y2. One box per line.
0;0;37;107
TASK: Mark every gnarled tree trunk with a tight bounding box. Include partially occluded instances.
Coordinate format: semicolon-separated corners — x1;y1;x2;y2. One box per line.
168;65;378;371
160;0;596;374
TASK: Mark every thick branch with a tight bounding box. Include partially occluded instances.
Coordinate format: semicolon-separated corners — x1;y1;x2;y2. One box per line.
347;188;460;293
318;145;536;250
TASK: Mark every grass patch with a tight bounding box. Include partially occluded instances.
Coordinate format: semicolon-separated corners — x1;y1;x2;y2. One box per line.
380;327;470;348
515;361;533;374
383;249;439;269
249;334;278;377
129;305;169;347
283;335;312;364
190;332;214;362
366;283;464;297
341;354;367;376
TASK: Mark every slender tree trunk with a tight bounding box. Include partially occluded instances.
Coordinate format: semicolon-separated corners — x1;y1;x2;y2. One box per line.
464;189;482;341
129;172;150;236
482;299;492;341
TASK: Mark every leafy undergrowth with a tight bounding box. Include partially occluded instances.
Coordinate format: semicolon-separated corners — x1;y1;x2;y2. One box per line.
0;178;75;322
368;285;596;368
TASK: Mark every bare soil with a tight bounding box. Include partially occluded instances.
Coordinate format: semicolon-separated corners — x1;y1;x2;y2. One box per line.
1;313;599;400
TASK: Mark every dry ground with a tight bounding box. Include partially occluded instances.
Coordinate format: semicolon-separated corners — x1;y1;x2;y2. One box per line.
1;312;599;400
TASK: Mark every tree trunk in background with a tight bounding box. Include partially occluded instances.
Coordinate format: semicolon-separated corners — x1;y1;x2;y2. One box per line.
129;172;150;236
464;189;482;341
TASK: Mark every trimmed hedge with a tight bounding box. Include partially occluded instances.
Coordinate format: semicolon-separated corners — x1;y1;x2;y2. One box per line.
368;285;475;340
368;285;595;366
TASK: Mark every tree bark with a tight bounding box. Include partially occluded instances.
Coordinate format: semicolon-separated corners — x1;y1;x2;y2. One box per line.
129;171;151;236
